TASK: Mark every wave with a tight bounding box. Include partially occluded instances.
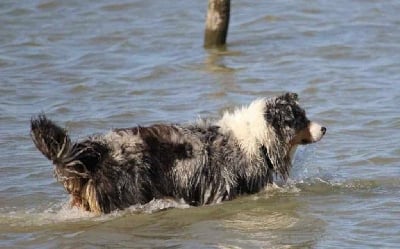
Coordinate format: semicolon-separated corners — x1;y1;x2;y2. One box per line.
1;176;398;231
288;176;400;195
0;198;191;231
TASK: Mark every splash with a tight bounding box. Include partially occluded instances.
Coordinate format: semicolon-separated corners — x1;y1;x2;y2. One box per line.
0;197;192;230
126;198;191;213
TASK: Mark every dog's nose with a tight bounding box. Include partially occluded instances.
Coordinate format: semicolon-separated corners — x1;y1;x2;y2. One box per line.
321;127;326;135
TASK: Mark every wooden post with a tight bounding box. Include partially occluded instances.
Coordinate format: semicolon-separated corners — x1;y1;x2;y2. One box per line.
204;0;230;48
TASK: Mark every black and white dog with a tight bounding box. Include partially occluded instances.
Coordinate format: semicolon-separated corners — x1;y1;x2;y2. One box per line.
31;93;326;214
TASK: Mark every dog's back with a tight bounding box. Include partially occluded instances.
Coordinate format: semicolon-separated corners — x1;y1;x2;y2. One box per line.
30;115;270;213
30;115;234;212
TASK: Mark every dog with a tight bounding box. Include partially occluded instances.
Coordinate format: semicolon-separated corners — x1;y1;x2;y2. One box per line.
30;92;326;214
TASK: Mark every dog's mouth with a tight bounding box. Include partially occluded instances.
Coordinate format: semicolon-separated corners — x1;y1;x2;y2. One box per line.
301;138;312;144
309;122;326;143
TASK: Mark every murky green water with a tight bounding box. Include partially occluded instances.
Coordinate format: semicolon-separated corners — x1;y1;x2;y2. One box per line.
1;0;399;248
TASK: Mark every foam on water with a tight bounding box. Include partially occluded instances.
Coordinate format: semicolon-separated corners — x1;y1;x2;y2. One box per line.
0;197;192;230
0;202;94;228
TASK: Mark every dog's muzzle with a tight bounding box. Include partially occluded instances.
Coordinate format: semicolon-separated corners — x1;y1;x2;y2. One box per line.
309;122;326;142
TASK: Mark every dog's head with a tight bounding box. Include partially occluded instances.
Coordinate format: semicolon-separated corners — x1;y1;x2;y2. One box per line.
263;92;326;178
265;92;326;146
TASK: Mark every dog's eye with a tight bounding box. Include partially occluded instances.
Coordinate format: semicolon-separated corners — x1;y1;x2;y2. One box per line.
300;119;310;129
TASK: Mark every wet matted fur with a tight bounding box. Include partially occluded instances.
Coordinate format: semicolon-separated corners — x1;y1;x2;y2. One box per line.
30;92;326;214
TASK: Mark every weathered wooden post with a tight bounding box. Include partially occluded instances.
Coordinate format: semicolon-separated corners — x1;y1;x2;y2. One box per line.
204;0;230;48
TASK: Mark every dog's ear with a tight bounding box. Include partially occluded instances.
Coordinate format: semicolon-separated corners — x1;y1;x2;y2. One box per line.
283;92;298;102
265;100;296;125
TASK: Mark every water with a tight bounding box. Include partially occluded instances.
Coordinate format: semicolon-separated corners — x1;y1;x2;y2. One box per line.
1;0;399;248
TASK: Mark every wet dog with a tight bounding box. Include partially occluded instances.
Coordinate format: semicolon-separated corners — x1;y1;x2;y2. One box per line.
31;93;326;214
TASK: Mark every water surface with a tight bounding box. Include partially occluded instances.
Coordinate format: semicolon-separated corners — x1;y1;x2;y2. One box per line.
1;0;399;248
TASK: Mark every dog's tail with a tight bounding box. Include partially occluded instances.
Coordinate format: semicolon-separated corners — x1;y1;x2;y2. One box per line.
30;114;73;164
30;114;108;179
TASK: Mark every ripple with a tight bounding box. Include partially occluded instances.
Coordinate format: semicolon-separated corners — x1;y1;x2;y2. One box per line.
295;177;400;195
69;84;90;94
37;1;61;10
1;0;400;247
100;2;139;12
